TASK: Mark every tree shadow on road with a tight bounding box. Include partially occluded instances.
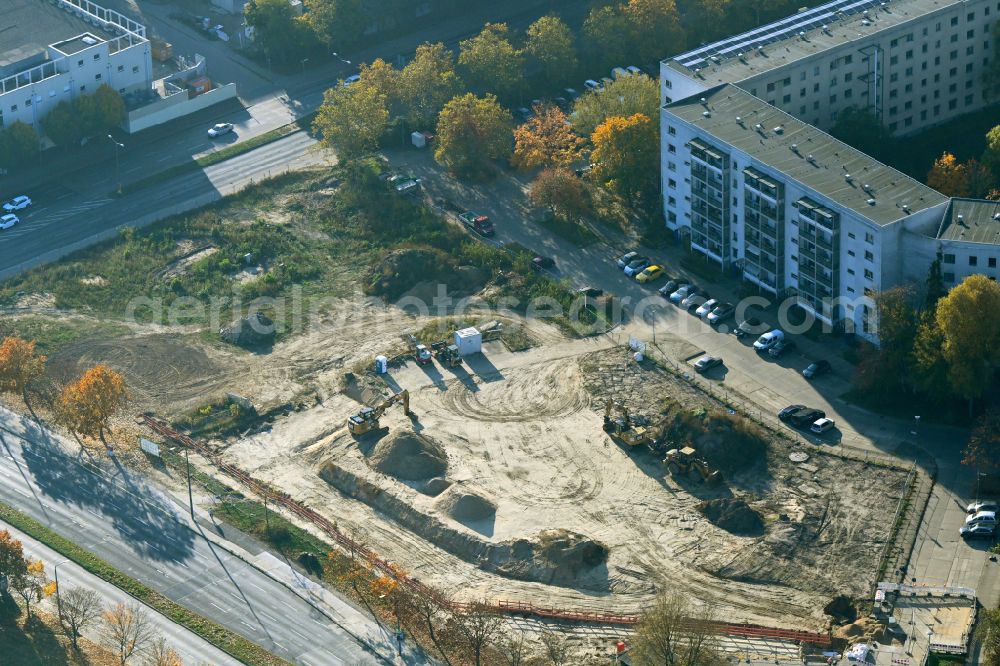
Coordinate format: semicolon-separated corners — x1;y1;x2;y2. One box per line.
15;435;196;564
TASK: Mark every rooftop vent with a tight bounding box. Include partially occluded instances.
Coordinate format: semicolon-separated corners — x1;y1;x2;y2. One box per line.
957;214;965;224
845;173;853;182
791;143;800;153
902;204;910;213
862;183;872;192
755;123;764;131
736;116;745;125
81;36;98;45
806;154;816;164
993;213;1000;221
862;19;871;25
773;126;784;134
700;97;708;104
799;31;808;40
702;111;711;118
867;198;877;205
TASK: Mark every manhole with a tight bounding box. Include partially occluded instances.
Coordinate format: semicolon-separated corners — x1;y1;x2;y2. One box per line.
790;451;810;463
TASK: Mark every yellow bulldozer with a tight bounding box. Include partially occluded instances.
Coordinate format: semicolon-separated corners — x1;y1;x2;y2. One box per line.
664;446;723;486
348;390;413;436
603;398;653;448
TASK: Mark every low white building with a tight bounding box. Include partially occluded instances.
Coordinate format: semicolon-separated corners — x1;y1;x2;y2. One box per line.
0;0;152;132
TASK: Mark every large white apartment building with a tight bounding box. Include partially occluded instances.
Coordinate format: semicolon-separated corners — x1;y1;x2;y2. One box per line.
0;0;152;132
661;0;997;135
661;84;1000;342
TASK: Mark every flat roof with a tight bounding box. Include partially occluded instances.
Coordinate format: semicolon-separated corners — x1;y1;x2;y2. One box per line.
937;199;1000;244
0;0;112;73
51;33;106;56
664;0;970;86
664;84;948;226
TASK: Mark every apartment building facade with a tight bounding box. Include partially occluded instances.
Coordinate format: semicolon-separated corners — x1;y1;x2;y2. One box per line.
661;0;997;135
0;0;151;132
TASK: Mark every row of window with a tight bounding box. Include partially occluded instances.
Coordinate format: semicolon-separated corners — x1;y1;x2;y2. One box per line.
943;253;998;267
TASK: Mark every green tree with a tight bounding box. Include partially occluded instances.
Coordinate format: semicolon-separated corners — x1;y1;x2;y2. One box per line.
571;72;659;137
964;409;1000;475
313;83;388;158
244;0;312;65
512;105;585;170
434;93;512;176
582;5;632;70
43;101;84;147
983;124;1000;176
529;167;591;222
830;107;895;162
458;23;524;99
911;309;949;398
591;113;659;199
935;274;1000;405
358;58;400;115
966;158;997;198
303;0;367;49
399;43;463;127
1;121;39;167
679;0;729;43
854;287;917;399
624;0;686;63
925;252;946;308
90;84;126;132
977;606;1000;666
524;16;578;88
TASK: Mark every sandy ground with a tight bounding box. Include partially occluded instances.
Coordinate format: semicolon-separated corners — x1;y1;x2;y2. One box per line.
217;319;911;632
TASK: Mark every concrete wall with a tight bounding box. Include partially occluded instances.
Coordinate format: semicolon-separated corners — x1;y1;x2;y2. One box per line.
125;83;237;133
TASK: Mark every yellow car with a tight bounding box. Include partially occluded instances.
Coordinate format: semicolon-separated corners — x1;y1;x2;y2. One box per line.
636;265;665;283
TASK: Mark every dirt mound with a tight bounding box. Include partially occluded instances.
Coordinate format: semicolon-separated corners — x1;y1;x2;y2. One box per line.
219;312;276;348
535;529;609;570
367;430;448;481
825;595;858;624
369;248;455;301
697;498;765;536
437;490;496;523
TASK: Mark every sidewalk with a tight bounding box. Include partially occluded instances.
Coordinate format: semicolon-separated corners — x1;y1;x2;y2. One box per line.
0;520;241;665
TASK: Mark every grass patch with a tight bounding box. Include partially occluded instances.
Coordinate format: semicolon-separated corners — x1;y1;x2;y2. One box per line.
927;655;966;666
0;501;292;666
174;397;259;438
536;214;599;247
0;316;130;355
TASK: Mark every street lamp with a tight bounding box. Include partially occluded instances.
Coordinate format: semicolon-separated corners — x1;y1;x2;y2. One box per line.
300;57;308;74
107;134;124;194
184;445;195;520
54;559;71;621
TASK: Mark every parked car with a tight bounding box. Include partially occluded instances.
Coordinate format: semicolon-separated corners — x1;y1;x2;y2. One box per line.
802;360;832;379
2;195;31;212
693;356;723;374
790;408;826;427
554;96;570;111
810;417;836;434
457;211;494;236
577;287;604;298
778;405;808;422
753;329;785;351
611;66;628;79
960;523;995;539
681;292;708;311
658;280;684;297
695;298;719;318
669;284;699;304
967;501;999;514
600;76;615;89
623;257;652;277
734;316;764;339
342;74;361;86
207;122;234;138
563;88;580;100
616;251;639;268
584;79;602;91
966;510;997;527
626;65;643;76
636;265;665;283
532;256;555;271
705;302;735;326
0;214;18;229
768;338;797;358
516;107;533;122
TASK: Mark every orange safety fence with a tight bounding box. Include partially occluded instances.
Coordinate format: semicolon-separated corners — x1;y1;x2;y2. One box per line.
140;414;831;647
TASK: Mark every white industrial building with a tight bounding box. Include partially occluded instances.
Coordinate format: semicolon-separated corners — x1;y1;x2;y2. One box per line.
661;0;997;135
0;0;152;132
661;84;1000;342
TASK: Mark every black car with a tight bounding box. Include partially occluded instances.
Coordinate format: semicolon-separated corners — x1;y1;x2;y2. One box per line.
532;256;555;271
803;360;832;378
778;404;807;421
789;408;826;428
734;317;763;338
658;279;682;297
768;338;797;358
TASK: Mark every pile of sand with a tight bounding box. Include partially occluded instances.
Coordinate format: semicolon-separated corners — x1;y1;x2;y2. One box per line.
535;529;609;571
697;498;765;536
367;430;448;481
437;490;497;523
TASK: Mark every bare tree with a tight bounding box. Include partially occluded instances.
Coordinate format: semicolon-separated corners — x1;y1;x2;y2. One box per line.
60;586;102;649
500;629;539;666
631;591;720;666
540;630;569;665
146;637;183;666
101;601;156;665
401;590;454;666
453;601;505;666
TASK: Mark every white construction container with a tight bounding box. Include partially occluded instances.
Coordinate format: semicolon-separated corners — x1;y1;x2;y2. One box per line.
453;327;482;355
411;131;427;148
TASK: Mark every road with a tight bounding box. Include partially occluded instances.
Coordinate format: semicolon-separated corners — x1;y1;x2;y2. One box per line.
0;406;405;666
1;520;241;665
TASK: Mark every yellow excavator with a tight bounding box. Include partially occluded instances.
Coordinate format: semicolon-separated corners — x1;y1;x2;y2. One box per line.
664;446;723;486
348;390;413;436
603;398;652;448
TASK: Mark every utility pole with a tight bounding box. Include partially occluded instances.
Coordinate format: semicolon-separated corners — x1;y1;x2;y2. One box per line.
107;135;124;193
54;559;70;621
184;446;194;519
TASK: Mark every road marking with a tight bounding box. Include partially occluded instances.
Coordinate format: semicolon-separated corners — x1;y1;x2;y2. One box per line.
288;627;309;641
247;581;267;593
209;601;230;614
239;620;257;633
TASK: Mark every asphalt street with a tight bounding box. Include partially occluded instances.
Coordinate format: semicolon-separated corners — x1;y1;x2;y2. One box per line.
1;519;241;665
0;408;392;666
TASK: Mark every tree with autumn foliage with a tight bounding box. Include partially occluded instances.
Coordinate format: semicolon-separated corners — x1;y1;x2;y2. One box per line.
935;274;1000;407
512;105;585;170
313;82;389;158
148;637;183;666
570;72;659;137
56;364;128;446
101;601;155;665
927;152;970;197
591;113;659;199
524;15;578;88
530;168;591;222
0;336;46;414
434;93;512;176
0;529;28;585
10;558;56;620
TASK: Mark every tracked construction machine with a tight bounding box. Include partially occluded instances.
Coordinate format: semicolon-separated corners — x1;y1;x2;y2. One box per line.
348;390;414;436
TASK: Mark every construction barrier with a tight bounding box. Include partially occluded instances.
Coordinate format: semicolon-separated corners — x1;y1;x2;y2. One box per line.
140;413;832;646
